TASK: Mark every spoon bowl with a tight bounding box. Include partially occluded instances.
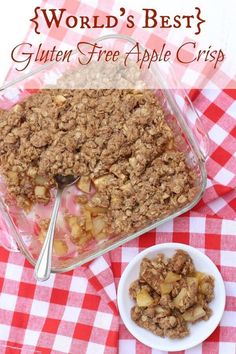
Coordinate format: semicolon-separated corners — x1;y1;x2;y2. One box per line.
55;174;79;189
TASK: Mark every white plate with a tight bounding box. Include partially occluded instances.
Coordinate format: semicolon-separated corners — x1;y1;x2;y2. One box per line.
117;243;226;352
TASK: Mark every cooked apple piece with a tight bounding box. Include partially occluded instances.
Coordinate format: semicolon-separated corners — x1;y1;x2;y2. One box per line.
182;309;194;322
85;205;107;215
182;305;206;322
136;288;154;307
195;271;207;283
8;171;18;184
164;272;181;283
39;219;50;230
187;277;199;286
77;176;91;193
77;233;93;246
35;175;48;186
13;104;23;113
27;167;37;178
93;175;114;191
155;305;166;314
92;216;106;236
71;223;82;238
173;288;187;307
167;139;174;150
53;240;68;256
66;216;82;238
95;231;107;241
77;236;87;246
160;282;173;295
66;215;78;228
75;195;88;204
120;182;133;194
84;210;93;231
34;186;47;197
199;281;213;295
21;198;32;212
129;157;137;168
55;95;66;104
191;305;206;321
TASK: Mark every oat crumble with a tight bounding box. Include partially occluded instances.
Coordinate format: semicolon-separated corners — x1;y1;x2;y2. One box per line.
0;89;199;240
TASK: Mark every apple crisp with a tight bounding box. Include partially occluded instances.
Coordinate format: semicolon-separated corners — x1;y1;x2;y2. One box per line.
129;250;214;339
0;89;199;238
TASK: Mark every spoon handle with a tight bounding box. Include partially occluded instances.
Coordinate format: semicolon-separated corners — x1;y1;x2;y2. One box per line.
34;188;63;281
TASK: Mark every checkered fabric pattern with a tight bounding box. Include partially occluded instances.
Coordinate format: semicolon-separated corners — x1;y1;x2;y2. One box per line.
1;0;236;353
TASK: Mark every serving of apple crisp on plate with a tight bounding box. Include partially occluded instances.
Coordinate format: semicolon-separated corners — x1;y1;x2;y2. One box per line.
129;250;214;339
117;243;226;351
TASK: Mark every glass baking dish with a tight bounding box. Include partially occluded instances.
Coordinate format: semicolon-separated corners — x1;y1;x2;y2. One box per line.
0;35;208;273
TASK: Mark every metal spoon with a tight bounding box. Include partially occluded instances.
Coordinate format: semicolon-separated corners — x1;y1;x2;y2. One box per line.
34;174;80;282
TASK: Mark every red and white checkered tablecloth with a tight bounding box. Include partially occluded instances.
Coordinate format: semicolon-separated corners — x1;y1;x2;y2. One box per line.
0;0;236;353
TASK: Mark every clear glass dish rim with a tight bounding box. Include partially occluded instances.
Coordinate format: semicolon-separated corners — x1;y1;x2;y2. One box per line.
0;34;207;273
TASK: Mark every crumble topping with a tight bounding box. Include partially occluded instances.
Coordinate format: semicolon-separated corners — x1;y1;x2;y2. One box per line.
0;89;199;238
